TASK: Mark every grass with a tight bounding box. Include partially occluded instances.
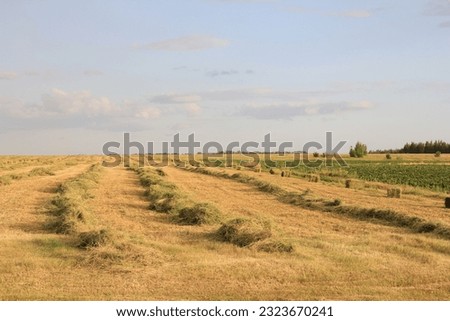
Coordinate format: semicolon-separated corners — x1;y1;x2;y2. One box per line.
185;165;450;240
2;155;450;300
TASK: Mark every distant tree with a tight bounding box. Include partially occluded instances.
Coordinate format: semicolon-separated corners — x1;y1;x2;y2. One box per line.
349;147;356;158
352;142;368;158
435;151;441;157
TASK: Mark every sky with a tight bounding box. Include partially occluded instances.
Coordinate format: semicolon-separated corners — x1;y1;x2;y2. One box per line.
0;0;449;154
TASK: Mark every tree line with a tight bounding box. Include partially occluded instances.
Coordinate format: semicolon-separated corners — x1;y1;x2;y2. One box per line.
371;140;450;154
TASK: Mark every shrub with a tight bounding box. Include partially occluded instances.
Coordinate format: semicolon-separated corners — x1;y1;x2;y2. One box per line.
216;218;272;247
386;153;392;160
78;229;111;249
435;151;441;157
313;152;320;158
178;203;221;225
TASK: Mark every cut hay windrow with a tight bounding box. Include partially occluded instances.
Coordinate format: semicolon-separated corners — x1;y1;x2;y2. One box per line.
136;166;294;252
184;166;450;240
45;164;118;251
132;166;223;225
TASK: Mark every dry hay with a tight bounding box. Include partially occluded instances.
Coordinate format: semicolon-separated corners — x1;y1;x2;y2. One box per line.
387;188;402;198
216;218;272;247
178;203;221;225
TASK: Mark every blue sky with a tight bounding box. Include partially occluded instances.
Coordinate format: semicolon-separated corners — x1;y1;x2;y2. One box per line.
0;0;449;154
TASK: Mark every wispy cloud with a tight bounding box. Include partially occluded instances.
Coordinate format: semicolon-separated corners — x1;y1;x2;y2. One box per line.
206;69;239;77
134;35;230;51
332;10;372;18
287;6;373;18
239;101;373;120
150;94;202;104
424;0;450;16
83;70;104;76
438;20;450;27
150;94;202;116
0;72;18;80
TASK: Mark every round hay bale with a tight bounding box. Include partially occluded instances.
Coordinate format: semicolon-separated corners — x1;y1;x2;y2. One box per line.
216;218;272;247
178;203;221;225
445;197;450;209
387;188;402;198
345;179;352;188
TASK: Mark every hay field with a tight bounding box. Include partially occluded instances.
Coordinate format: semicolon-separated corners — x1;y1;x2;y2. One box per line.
0;154;449;300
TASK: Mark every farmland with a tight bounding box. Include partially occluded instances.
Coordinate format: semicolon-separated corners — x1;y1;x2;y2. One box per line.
0;154;450;300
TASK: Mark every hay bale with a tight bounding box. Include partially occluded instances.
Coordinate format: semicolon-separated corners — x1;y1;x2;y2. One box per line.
345;179;352;188
308;174;320;183
280;170;291;177
78;229;110;249
387;188;402;198
216;218;272;247
445;197;450;209
269;168;280;175
254;240;294;253
178;203;221;225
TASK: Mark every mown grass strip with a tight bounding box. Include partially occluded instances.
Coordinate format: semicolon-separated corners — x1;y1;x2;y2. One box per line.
132;166;222;225
133;166;293;252
0;166;56;186
184;166;450;240
45;164;119;251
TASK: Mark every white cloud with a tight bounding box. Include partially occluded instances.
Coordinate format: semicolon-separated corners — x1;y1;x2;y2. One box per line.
134;35;229;51
40;88;115;117
0;72;18;80
183;103;202;116
0;89;163;131
150;94;202;104
134;107;161;119
239;100;373;120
